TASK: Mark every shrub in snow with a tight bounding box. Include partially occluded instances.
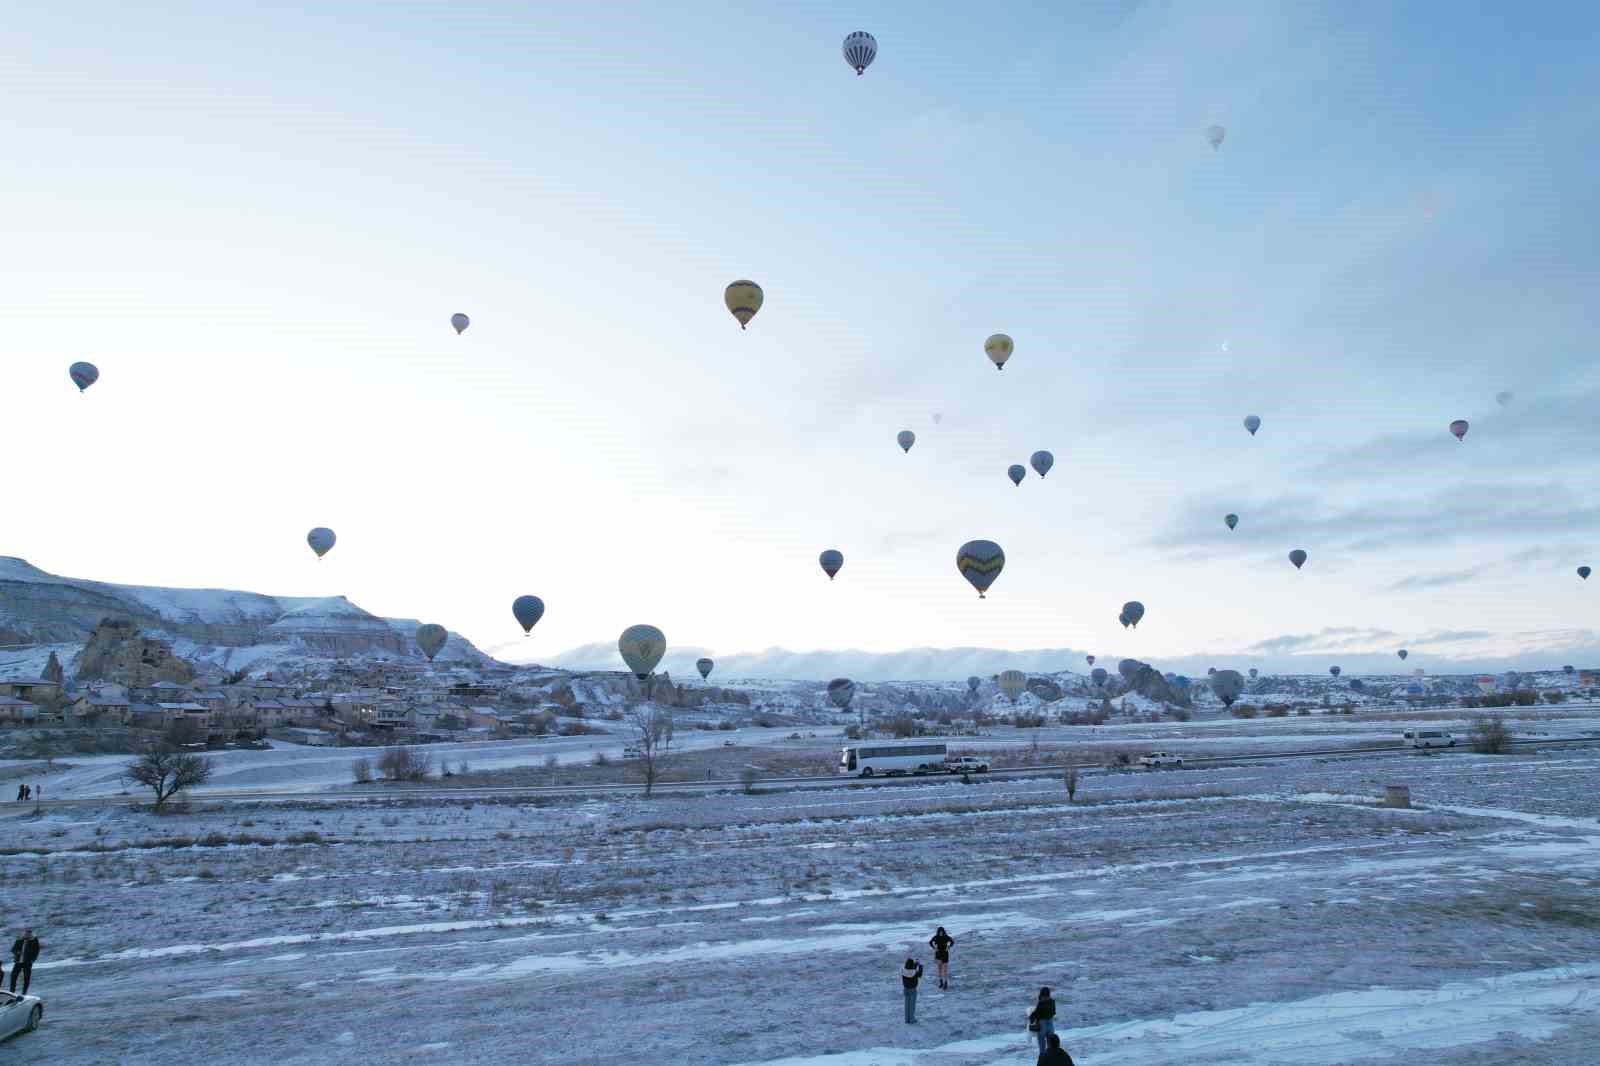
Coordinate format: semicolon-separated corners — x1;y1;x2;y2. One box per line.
1230;704;1259;719
1469;715;1512;754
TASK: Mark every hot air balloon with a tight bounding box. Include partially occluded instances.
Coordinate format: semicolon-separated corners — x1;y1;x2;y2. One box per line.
696;657;714;680
1397;649;1408;661
306;527;336;560
450;313;470;335
1578;566;1591;581
619;624;666;680
1248;667;1259;680
1209;669;1244;706
1449;419;1469;441
931;412;943;424
984;333;1013;370
967;675;981;695
1564;665;1575;674
1007;465;1026;487
1496;391;1513;406
1329;665;1341;677
1243;415;1261;437
69;361;99;393
1117;611;1129;627
1090;667;1108;687
897;430;915;453
998;670;1027;703
956;540;1005;598
725;280;763;330
827;678;856;710
1207;667;1217;676
1289;549;1307;570
819;549;844;580
1030;450;1054;478
1085;655;1095;667
1206;124;1226;150
415;623;448;662
842;30;876;75
1224;513;1238;530
512;595;545;636
1121;601;1145;629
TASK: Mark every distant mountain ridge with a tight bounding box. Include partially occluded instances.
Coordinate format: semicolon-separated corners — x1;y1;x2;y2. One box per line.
0;557;492;666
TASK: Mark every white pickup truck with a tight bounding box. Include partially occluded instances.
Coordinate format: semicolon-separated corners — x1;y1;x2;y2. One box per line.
944;755;991;774
1139;751;1184;769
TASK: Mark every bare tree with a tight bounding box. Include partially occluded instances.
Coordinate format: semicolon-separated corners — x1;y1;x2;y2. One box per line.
351;757;373;785
377;745;432;782
630;703;674;797
1064;761;1080;803
125;748;213;810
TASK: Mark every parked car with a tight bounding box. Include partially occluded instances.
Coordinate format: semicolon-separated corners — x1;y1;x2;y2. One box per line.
723;739;736;746
1401;730;1456;749
0;991;43;1042
944;755;991;774
1139;751;1184;769
620;745;643;760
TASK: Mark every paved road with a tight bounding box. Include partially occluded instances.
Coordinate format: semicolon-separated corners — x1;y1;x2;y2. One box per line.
16;735;1599;811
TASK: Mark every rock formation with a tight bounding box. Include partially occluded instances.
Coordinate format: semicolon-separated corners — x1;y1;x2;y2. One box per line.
76;618;197;687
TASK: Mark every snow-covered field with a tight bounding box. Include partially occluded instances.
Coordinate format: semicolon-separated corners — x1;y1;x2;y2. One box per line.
4;743;1599;1064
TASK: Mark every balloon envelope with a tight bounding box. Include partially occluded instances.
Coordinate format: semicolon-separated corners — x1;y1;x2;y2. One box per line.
998;669;1027;702
415;623;448;662
619;624;666;680
1289;549;1307;570
1224;513;1238;530
696;657;714;680
725;280;764;329
955;540;1005;598
1209;669;1245;706
1449;419;1469;441
1329;666;1341;676
819;549;844;580
450;313;470;335
1243;415;1261;436
512;595;545;635
1496;391;1513;406
1029;450;1054;478
1564;665;1575;674
69;361;99;392
1007;464;1026;486
1206;124;1226;149
1090;667;1108;686
1397;649;1408;661
967;675;981;694
1578;566;1591;580
827;678;856;709
984;333;1013;369
306;527;336;559
1121;601;1145;628
842;30;876;74
897;430;915;453
1249;668;1259;679
1085;654;1095;666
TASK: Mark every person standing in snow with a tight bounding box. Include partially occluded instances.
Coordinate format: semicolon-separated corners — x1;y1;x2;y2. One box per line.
928;926;954;989
900;958;923;1023
10;929;40;995
1027;986;1057;1056
1036;1032;1074;1065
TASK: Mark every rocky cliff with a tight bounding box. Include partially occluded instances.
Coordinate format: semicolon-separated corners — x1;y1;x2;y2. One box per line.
76;618;197;686
0;557;495;667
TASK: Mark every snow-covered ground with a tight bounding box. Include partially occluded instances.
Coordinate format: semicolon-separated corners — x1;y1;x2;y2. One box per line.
4;744;1599;1063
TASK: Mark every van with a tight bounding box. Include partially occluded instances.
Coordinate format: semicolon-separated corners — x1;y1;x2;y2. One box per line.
1401;730;1455;749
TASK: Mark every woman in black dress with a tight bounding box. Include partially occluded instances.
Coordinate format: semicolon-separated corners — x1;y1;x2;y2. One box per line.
928;926;954;989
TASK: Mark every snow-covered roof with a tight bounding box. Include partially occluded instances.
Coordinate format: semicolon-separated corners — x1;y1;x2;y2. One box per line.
0;696;37;708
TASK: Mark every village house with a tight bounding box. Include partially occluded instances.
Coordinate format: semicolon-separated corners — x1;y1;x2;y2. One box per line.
0;695;40;725
0;679;63;706
137;680;194;704
465;706;505;729
249;699;291;729
68;693;131;727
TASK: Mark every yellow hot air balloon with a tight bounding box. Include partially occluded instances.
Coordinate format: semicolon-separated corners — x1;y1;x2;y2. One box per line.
984;333;1013;370
725;280;764;330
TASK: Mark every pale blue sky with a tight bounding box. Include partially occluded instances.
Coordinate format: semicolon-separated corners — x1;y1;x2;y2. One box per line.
4;2;1597;674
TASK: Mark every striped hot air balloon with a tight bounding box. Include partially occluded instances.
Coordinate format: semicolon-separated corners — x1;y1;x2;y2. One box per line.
956;540;1005;598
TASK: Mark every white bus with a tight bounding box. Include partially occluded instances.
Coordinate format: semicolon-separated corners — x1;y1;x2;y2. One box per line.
1401;729;1456;749
839;741;949;777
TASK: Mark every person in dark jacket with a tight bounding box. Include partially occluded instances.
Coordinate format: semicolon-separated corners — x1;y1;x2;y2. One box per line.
928;927;954;989
900;958;923;1023
1027;986;1057;1056
10;929;40;995
1037;1031;1074;1065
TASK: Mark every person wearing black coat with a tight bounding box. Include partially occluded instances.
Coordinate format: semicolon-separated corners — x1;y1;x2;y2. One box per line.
928;927;954;989
10;929;40;995
1027;986;1057;1057
1037;1031;1075;1066
900;958;923;1023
